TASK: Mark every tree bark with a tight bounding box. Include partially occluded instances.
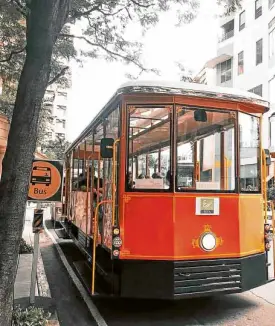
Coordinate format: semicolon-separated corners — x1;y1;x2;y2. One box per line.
0;1;70;324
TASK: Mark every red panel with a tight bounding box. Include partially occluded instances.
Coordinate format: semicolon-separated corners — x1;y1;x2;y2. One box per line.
120;193;241;260
174;195;240;259
122;195;174;258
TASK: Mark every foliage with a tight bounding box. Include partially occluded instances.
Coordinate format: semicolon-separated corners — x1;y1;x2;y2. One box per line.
1;0;200;80
0;1;74;89
176;62;194;82
12;305;51;326
0;0;202;147
19;238;33;254
41;136;71;160
217;0;242;16
0;1;74;142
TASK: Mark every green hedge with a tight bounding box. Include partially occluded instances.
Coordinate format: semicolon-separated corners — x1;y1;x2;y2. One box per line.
12;305;51;326
19;238;33;254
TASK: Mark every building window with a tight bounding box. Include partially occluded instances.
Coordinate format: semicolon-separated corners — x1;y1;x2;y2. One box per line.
269;0;275;9
56;133;65;139
239;11;245;31
248;84;263;97
44;90;55;102
57;105;66;117
238;51;244;75
255;0;262;19
57;91;67;98
220;59;232;83
270;28;275;58
269;77;275;104
256;38;263;65
269;16;275;29
219;19;234;42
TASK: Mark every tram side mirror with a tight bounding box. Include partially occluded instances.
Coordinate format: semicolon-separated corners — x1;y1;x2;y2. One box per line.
264;149;272;166
194;109;207;122
100;138;114;158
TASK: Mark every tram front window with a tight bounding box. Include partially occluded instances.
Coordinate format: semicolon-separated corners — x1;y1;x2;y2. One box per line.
239;112;260;192
176;107;236;191
127;105;171;191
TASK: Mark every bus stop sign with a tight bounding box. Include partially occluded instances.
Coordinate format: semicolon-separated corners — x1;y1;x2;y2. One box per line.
28;160;63;202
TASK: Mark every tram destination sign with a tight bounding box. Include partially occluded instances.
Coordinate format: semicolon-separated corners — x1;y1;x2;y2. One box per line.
28;160;63;202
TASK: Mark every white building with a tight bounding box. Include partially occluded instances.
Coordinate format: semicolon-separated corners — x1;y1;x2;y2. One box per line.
43;81;71;142
195;0;275;149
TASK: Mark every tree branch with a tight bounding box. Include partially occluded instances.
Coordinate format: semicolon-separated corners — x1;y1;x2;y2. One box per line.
48;66;69;86
11;0;27;17
129;0;154;8
70;3;103;20
59;33;147;72
0;46;26;63
96;6;127;17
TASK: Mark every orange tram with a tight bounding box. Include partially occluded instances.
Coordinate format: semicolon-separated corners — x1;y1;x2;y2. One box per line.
62;81;275;299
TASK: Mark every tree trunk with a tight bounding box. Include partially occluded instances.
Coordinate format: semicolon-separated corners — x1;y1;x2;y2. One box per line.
0;1;69;324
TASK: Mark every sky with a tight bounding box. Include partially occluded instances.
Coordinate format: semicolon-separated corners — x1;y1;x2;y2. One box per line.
67;1;220;142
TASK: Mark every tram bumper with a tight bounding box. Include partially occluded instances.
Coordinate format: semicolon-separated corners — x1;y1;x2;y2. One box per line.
120;253;267;299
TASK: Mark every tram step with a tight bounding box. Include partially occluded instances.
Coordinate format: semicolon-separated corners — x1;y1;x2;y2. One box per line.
73;260;93;293
73;260;112;296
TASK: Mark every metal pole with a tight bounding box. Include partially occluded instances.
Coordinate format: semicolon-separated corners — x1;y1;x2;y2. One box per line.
30;231;39;304
30;202;41;304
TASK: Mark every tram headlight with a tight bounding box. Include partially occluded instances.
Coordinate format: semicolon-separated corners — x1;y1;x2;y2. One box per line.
200;233;216;251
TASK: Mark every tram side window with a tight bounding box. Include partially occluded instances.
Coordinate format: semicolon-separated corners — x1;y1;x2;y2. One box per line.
102;106;120;204
71;145;85;190
239;113;260;192
127;105;171;191
176;107;236;191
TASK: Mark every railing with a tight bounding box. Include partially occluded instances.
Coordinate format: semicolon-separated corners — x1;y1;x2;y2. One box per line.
219;29;234;43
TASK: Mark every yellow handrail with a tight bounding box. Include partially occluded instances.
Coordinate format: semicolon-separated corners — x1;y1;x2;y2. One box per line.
195;161;200;181
224;157;228;190
112;139;120;226
92;199;112;295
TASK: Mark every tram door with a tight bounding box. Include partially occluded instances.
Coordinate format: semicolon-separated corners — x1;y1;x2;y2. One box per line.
97;138;119;249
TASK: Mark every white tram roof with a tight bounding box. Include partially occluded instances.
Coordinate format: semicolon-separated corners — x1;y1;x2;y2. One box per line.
66;80;269;153
118;80;269;109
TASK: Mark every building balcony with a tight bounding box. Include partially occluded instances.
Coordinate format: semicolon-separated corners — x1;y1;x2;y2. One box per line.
219;29;234;43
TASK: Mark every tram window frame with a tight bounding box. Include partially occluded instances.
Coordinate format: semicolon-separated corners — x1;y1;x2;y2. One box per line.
126;104;173;193
101;104;121;227
239;111;261;193
175;105;237;194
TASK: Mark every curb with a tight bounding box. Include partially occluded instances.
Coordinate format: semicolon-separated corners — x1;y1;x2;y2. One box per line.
37;249;52;298
43;220;108;326
20;222;60;326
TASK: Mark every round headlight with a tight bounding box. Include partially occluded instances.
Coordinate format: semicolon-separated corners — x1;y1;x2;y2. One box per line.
200;233;216;251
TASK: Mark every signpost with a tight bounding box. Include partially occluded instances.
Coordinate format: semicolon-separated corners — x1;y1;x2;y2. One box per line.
30;208;43;304
28;159;63;304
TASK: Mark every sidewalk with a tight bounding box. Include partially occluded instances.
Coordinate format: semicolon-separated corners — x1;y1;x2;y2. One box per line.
14;206;59;325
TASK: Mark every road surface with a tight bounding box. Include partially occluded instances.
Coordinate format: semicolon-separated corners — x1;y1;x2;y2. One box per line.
41;220;275;326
